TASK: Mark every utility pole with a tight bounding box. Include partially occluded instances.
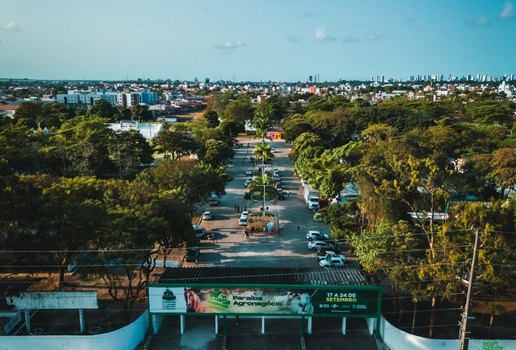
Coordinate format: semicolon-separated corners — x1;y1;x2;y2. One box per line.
459;228;480;350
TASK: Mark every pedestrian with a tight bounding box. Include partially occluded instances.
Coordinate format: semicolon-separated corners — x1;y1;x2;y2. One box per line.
287;190;290;197
244;206;247;211
237;205;240;212
234;204;237;212
297;225;300;234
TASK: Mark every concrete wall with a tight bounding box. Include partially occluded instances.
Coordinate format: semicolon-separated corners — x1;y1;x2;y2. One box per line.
379;316;515;350
0;310;149;350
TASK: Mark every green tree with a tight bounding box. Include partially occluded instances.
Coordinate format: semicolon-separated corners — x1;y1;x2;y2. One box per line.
152;128;197;160
107;130;154;178
87;99;116;120
201;139;234;167
223;95;254;123
203;110;220;128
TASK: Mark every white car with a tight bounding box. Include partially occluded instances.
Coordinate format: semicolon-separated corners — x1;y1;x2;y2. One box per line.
308;240;335;251
238;216;248;226
306;230;329;241
316;251;345;262
244;178;252;187
319;256;345;267
240;211;249;219
245;168;253;176
202;211;213;220
271;148;277;153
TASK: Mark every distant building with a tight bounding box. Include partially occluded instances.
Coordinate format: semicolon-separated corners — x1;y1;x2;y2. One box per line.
108;120;163;140
57;89;157;107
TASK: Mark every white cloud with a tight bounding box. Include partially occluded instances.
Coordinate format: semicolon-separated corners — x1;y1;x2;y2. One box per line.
466;17;491;26
214;41;245;50
500;2;514;19
315;27;336;42
3;21;21;32
342;33;384;44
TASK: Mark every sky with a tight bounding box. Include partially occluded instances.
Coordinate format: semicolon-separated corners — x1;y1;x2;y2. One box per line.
0;0;515;82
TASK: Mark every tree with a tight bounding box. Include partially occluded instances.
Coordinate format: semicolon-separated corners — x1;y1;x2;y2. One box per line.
87;99;116;120
218;119;245;140
489;148;516;197
252;110;271;141
41;115;112;177
92;208;167;310
27;176;108;284
152;128;197;160
203;110;220;128
253;141;274;164
201;139;234;167
223;95;254;123
107;130;154;178
130;104;152;121
281;113;312;142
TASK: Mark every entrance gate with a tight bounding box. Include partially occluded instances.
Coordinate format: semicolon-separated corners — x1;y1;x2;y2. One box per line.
148;283;382;337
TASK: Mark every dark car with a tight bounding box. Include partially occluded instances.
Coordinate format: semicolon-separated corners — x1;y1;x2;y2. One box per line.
277;189;285;200
184;248;200;263
244;192;251;200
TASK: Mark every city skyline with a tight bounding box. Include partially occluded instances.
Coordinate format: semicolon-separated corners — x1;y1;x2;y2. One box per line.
1;0;515;82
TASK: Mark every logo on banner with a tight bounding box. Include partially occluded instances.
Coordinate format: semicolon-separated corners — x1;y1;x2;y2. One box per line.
161;288;177;310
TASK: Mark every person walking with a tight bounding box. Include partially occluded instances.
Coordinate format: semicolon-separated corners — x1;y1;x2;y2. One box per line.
234;204;237;212
297;225;300;234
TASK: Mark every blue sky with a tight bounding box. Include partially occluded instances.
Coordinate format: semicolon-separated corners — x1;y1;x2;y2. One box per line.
0;0;515;81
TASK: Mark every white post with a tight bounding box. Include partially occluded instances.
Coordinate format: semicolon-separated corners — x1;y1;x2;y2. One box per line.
180;315;185;334
79;309;85;333
152;314;157;334
214;315;219;334
341;317;347;335
261;316;265;334
307;317;312;335
24;309;31;333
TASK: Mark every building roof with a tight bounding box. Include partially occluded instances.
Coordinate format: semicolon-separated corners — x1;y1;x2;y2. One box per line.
157;266;367;286
0;105;19;111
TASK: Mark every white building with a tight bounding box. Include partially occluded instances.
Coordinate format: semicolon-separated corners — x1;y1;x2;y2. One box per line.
108;120;163;140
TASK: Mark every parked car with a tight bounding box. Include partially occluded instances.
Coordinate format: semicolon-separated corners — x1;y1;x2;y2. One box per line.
238;216;248;226
277;189;285;200
209;193;220;206
308;240;336;251
240;211;250;219
202;211;213;220
184;248;200;263
306;230;330;241
271;148;277;153
244;178;252;187
192;224;206;238
316;250;345;262
244;192;251;200
319;256;345;267
245;168;253;176
273;175;281;182
249;156;256;162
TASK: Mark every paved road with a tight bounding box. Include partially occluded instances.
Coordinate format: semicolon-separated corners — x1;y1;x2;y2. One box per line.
194;136;329;268
149;136;376;350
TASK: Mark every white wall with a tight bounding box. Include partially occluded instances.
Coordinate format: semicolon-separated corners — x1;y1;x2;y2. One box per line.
379;316;515;350
0;310;149;350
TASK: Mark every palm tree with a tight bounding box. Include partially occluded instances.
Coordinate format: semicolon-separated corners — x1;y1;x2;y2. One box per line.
252;110;270;141
253;142;274;163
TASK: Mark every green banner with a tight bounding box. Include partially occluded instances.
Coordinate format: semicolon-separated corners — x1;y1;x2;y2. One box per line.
149;286;380;317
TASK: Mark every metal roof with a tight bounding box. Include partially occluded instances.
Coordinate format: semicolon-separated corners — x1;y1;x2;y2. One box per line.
157;266;367;286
